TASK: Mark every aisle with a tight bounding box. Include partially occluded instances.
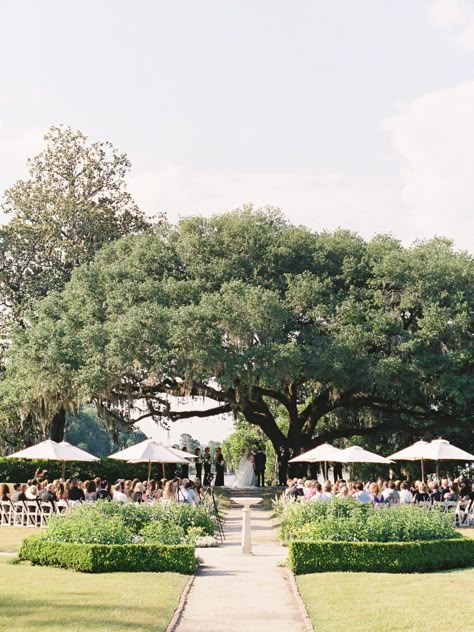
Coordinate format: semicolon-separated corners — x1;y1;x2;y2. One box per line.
174;499;305;632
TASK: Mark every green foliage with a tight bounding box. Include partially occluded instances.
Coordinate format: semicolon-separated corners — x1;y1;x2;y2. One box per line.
278;498;457;543
139;521;186;545
1;208;473;454
41;501;215;547
287;538;474;574
19;535;196;573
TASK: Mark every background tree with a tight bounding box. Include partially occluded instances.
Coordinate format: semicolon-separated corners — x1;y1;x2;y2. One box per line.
0;126;156;442
1;208;472;454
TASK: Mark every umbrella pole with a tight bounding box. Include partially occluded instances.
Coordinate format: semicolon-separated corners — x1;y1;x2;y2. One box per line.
324;461;328;480
162;462;165;479
147;460;151;483
61;460;65;480
421;458;425;482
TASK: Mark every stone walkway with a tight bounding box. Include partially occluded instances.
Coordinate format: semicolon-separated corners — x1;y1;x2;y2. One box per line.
175;498;305;632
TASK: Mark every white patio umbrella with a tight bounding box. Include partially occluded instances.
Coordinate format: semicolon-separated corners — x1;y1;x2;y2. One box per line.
108;438;187;480
7;439;99;478
388;440;430;481
289;443;346;479
423;439;474;462
340;445;393;465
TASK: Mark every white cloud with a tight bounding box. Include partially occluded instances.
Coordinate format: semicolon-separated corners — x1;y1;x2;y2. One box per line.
384;80;474;251
426;0;474;51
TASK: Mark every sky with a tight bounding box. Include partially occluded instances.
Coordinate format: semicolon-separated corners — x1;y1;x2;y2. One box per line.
1;1;473;443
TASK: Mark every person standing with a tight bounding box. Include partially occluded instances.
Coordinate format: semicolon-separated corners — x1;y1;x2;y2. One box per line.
254;446;266;487
194;447;203;481
214;447;225;486
277;446;289;486
203;447;212;485
180;446;189;478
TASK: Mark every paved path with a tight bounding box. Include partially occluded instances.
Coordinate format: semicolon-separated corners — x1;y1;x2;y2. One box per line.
175;499;305;632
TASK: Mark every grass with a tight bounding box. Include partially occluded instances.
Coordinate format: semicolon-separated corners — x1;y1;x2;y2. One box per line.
297;568;474;632
0;527;43;552
0;557;187;631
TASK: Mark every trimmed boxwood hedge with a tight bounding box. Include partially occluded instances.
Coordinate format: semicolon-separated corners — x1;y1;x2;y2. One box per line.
288;537;474;575
19;535;197;574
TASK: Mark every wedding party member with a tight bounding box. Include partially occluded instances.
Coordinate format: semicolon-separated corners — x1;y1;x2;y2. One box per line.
277;446;289;486
194;447;203;481
203;447;212;485
214;447;225;486
253;446;266;487
180;447;189;478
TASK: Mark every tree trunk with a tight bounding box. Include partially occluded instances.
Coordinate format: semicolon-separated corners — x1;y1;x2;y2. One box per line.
49;406;66;442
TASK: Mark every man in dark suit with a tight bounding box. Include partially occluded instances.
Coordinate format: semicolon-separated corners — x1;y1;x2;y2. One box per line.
253;446;266;487
277;446;289;486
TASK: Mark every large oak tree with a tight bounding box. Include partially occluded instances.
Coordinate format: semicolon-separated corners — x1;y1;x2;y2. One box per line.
2;208;473;452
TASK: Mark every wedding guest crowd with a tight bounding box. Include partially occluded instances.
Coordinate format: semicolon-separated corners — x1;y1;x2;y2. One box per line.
283;476;473;505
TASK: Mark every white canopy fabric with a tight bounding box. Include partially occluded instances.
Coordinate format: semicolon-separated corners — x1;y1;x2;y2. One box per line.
8;439;82;461
58;441;99;462
166;446;197;460
387;440;430;461
421;439;474;462
289;443;345;463
340;445;393;464
108;439;187;464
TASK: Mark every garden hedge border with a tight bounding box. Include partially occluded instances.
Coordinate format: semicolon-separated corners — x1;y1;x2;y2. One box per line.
288;537;474;575
19;535;197;574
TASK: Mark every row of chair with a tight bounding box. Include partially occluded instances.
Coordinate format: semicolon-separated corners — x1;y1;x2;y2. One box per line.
0;498;76;527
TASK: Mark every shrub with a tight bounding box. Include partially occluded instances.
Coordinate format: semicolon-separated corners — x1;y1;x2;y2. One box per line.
279;498;456;543
41;500;215;546
20;535;196;574
140;521;186;545
287;537;474;574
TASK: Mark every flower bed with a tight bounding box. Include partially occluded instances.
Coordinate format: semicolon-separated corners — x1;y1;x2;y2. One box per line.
277;497;457;542
277;497;474;574
19;500;215;572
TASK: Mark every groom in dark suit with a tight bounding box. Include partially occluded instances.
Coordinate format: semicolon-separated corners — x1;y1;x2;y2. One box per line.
253;446;266;487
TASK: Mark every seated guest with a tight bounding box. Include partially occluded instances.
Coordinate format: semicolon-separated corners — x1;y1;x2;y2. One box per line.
399;481;413;503
38;483;57;503
162;480;177;501
67;478;85;502
354;481;371;503
1;483;10;501
429;483;443;502
55;482;66;500
412;482;430;503
382;481;399;504
132;482;145;503
11;483;27;503
112;480;128;503
444;484;459;502
321;481;334;501
440;478;450;497
25;485;39;500
337;484;350;498
182;480;199;505
459;479;472;500
285;479;304;499
96;481;112;501
310;482;325;502
370;483;384;504
123;480;133;498
84;480;97;502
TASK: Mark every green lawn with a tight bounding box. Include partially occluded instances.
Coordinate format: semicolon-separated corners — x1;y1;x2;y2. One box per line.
297;567;474;632
0;558;187;631
0;527;43;552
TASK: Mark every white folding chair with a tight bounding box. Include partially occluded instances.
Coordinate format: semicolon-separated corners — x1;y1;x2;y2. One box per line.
0;500;13;526
24;500;40;527
39;501;55;527
12;502;26;526
55;499;69;514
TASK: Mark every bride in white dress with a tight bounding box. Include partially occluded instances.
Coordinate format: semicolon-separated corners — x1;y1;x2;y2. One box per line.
232;449;256;488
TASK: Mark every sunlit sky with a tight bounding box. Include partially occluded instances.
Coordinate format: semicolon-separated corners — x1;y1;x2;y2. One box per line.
1;1;473;443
